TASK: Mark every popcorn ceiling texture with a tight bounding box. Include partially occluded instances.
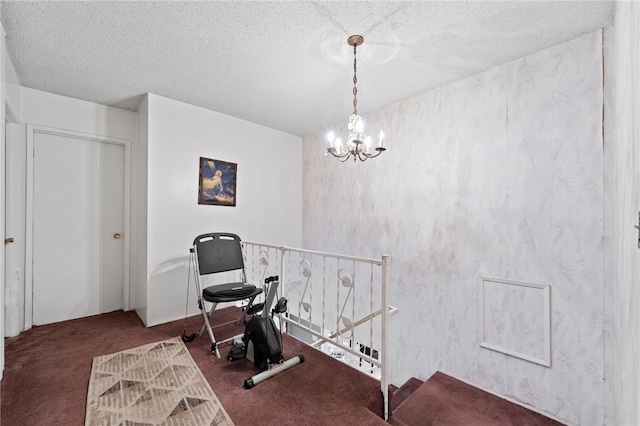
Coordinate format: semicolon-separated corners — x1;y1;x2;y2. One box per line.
0;1;614;136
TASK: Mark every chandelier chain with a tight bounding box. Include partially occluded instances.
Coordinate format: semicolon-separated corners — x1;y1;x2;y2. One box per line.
352;43;358;115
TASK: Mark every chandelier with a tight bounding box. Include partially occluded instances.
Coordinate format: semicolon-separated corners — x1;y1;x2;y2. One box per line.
326;35;386;162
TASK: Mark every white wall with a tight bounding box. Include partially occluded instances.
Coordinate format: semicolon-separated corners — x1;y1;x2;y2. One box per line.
2;20;23;380
602;24;616;422
20;88;136;141
17;88;138;329
1;21;6;380
614;2;640;424
12;89;303;329
133;95;149;324
143;94;302;326
302;30;611;425
3;121;21;338
3;40;23;337
4;33;19;118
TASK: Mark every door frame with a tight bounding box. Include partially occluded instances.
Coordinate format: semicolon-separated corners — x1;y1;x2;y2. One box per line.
25;124;131;330
4;105;22;337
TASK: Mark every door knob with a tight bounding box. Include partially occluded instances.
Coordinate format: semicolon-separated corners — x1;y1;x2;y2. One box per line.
114;233;121;239
4;237;14;244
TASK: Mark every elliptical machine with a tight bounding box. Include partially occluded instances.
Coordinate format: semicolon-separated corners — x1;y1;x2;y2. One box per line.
227;275;304;388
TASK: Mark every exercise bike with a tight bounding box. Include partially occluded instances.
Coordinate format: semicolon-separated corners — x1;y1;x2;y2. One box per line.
227;275;304;388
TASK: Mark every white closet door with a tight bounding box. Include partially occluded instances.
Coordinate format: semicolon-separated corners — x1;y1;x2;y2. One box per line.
32;132;124;325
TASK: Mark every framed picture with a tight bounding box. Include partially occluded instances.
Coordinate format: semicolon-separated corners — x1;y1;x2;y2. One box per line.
198;157;237;206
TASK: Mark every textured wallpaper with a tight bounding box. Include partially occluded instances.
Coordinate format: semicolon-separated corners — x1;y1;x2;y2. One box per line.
302;30;611;425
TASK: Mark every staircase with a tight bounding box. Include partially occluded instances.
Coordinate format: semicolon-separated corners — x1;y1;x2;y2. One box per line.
386;371;564;425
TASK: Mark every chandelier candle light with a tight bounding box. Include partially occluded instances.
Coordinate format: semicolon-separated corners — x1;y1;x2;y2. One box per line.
326;35;387;162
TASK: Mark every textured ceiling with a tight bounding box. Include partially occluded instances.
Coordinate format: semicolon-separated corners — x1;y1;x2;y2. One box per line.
1;1;615;136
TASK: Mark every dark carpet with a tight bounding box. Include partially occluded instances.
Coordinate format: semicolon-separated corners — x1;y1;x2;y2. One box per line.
2;308;385;425
389;371;564;426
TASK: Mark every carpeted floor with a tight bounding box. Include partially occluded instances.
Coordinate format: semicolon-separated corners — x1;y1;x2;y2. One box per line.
2;309;386;425
389;372;564;426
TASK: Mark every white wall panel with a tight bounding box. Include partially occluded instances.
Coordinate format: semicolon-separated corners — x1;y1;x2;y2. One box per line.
480;277;550;367
614;2;640;424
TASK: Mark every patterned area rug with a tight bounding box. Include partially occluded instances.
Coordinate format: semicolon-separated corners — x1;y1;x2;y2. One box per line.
86;336;234;425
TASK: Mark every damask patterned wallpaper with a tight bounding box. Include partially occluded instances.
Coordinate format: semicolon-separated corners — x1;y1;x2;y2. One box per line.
302;30;612;425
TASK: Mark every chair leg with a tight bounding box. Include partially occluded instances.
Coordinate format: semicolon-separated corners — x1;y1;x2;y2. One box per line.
198;298;221;357
194;292;264;359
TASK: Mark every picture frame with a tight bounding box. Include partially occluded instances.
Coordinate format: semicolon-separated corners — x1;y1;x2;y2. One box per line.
198;157;237;206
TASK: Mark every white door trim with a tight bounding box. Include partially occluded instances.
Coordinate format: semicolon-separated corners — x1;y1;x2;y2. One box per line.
4;120;23;337
25;124;132;330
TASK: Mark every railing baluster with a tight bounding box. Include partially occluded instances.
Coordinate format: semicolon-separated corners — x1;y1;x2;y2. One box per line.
369;261;374;374
241;241;396;421
322;255;326;349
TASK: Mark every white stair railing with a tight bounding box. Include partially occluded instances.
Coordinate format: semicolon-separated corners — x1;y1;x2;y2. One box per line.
242;242;398;420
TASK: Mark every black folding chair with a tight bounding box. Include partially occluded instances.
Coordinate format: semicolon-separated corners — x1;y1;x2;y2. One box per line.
187;232;263;357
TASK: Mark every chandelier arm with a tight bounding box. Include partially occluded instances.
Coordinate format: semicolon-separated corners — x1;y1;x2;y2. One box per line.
360;148;385;161
327;146;384;162
326;147;355;162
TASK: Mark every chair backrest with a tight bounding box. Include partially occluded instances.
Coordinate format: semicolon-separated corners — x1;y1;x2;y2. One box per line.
193;232;244;275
